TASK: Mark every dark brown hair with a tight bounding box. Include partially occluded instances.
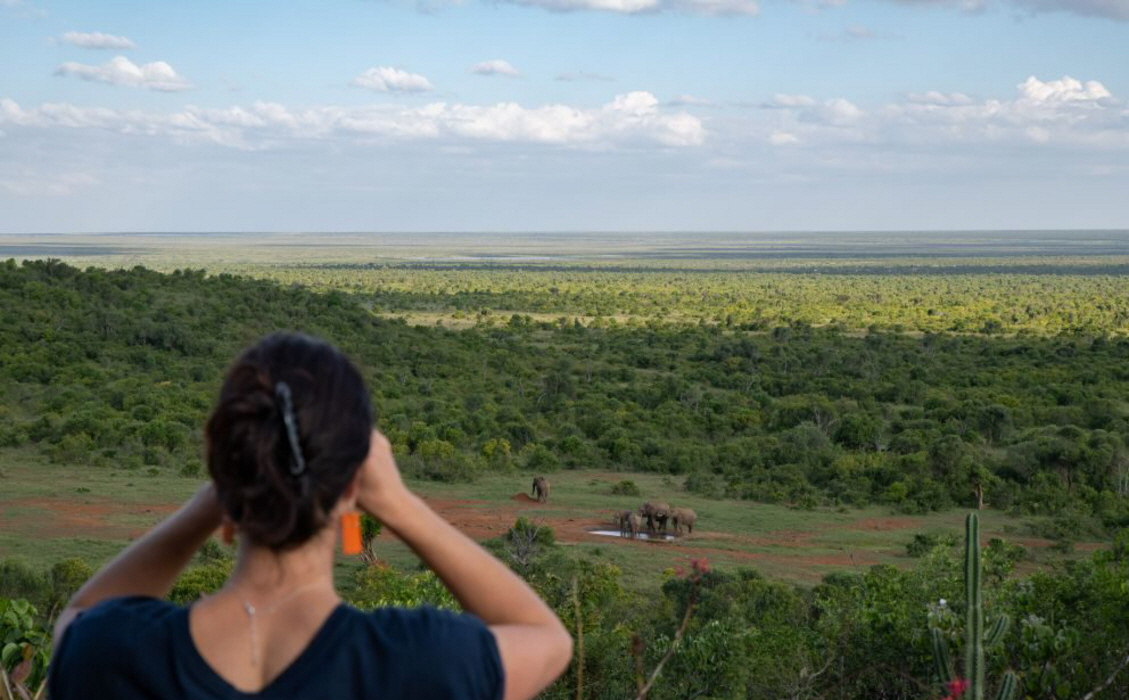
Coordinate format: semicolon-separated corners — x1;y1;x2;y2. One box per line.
206;333;372;550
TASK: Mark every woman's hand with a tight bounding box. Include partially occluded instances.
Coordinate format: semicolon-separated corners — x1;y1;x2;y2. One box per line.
356;430;411;523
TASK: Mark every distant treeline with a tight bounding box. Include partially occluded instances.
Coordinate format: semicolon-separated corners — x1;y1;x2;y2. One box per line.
229;263;1129;336
313;261;1129;276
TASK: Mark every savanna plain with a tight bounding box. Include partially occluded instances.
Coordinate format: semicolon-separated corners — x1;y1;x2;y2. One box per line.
2;230;1129;700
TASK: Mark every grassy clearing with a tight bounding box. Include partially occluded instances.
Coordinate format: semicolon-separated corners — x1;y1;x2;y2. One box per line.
379;470;1095;589
0;451;1103;593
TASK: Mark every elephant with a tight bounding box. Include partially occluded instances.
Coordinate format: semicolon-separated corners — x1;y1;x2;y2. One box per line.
670;507;697;535
532;476;550;503
638;501;670;534
625;512;642;540
614;510;634;537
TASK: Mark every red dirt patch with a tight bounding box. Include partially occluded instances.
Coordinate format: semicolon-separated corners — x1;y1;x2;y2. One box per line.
2;497;177;539
510;492;540;504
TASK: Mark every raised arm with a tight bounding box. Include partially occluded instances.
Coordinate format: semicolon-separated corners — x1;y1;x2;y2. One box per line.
52;485;222;649
357;431;573;700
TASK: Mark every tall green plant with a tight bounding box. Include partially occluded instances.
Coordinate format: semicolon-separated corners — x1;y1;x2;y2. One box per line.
0;598;49;698
929;513;1018;700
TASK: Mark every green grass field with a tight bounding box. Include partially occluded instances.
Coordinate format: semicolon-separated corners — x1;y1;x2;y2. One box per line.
0;450;1101;593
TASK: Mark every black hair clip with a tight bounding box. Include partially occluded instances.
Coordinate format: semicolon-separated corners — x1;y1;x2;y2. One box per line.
274;381;306;476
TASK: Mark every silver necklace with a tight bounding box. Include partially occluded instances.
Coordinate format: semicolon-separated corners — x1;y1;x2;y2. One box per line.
239;582;330;667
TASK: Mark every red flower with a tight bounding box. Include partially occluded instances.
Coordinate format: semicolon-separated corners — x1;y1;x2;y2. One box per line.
690;558;710;575
945;677;969;698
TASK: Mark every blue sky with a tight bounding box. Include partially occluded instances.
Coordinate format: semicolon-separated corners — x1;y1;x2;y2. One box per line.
1;0;1126;232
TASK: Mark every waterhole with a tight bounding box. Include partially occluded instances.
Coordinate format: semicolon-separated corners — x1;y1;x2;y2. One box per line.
588;529;675;542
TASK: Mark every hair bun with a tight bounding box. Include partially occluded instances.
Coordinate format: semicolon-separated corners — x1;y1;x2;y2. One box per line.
206;333;373;550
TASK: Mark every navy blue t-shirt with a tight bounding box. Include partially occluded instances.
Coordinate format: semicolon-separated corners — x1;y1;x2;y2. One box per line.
49;596;504;700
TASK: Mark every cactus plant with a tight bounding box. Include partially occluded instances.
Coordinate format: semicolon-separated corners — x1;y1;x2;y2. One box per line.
929;512;1018;700
965;511;985;699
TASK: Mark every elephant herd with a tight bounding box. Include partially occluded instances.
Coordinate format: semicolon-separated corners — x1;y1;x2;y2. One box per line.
614;501;697;540
528;478;697;541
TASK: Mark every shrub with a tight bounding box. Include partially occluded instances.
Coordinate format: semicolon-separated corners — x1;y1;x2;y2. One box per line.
906;531;959;557
0;559;48;609
196;539;232;564
609;480;640;496
983;538;1027;581
521;443;560;473
507;517;556;547
179;458;202;478
683;471;725;499
168;560;233;605
348;564;456;610
48;558;92;611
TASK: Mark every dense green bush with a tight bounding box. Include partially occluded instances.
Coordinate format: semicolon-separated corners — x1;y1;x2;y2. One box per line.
2;524;1127;700
609;479;640;496
905;531;960;557
167;560;233;605
0;560;49;611
347;565;456;610
4;261;1129;529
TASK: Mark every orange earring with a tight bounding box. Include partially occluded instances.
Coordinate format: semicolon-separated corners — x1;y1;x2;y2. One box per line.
341;512;362;555
221;521;235;545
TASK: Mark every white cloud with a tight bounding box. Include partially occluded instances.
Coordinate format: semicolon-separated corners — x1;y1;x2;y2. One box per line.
881;75;1124;148
670;0;759;14
352;67;434;93
0;92;705;149
765;94;863;126
472;59;520;77
54;56;191;91
755;75;1127;155
58;31;135;50
1017;75;1111;102
500;0;757;14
